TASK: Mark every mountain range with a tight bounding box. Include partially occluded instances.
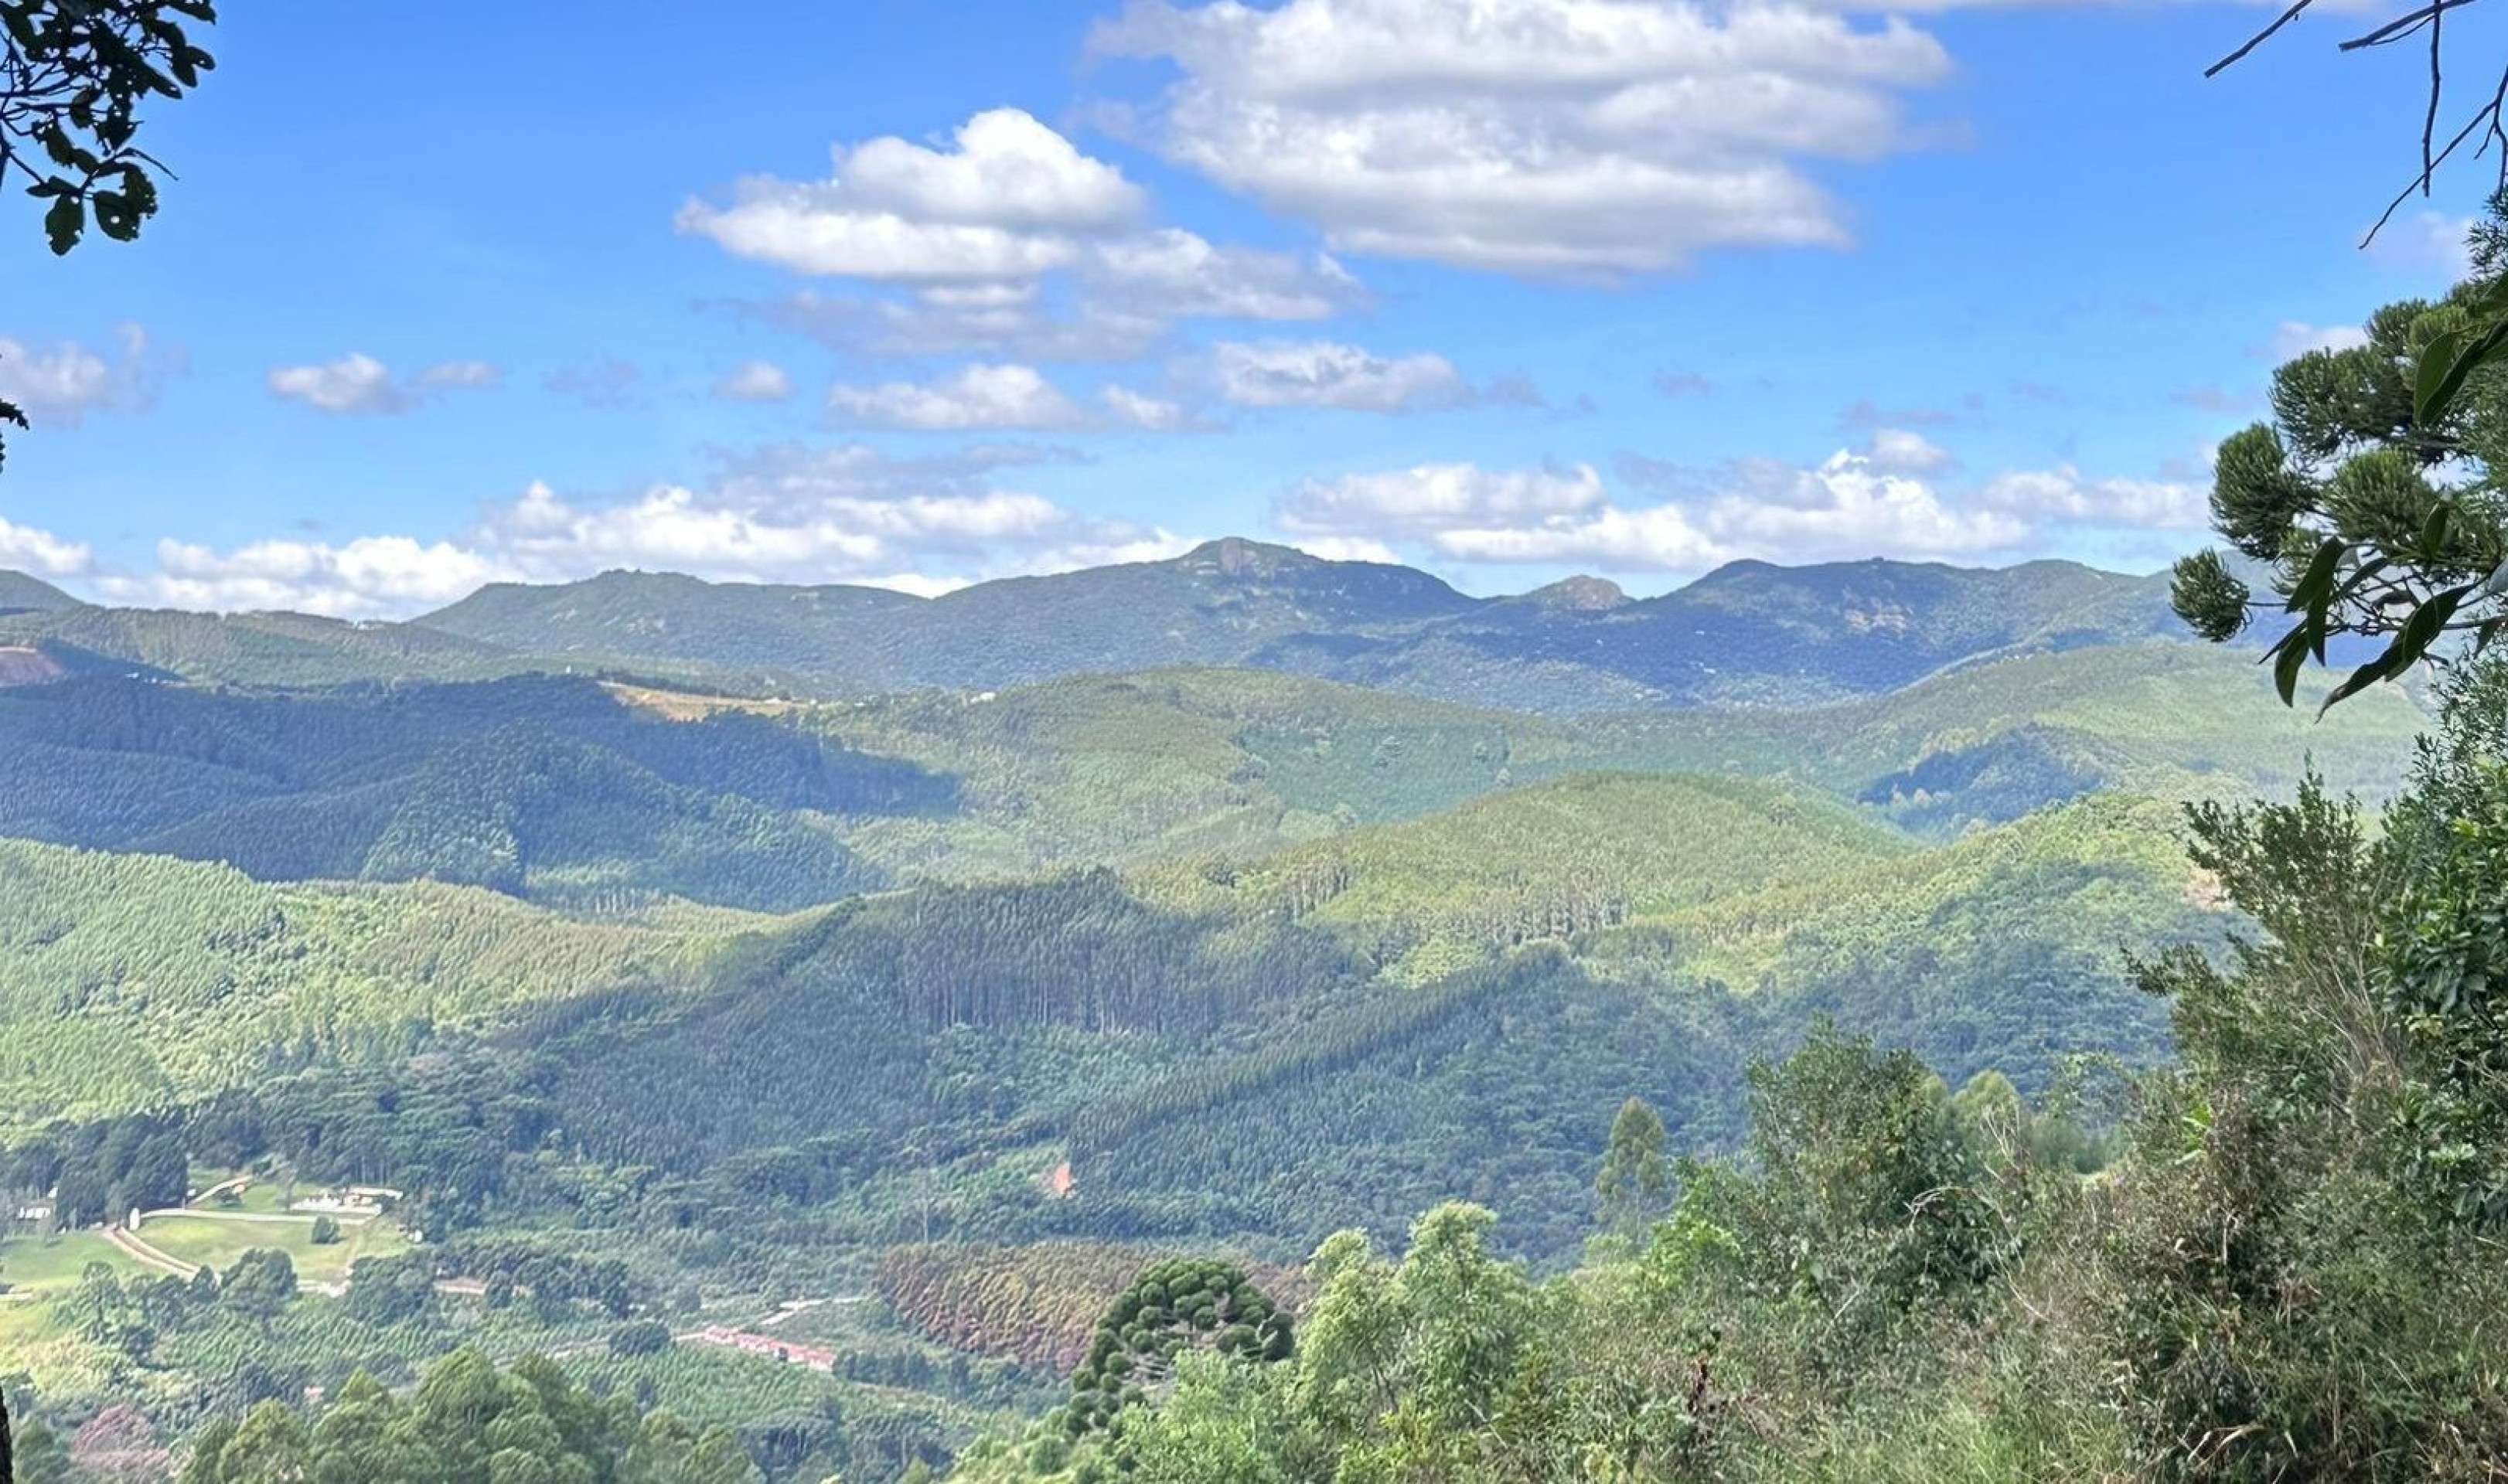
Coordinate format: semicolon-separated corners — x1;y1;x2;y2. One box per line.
1;539;2217;712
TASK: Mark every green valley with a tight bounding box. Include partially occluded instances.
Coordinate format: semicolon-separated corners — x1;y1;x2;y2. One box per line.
0;552;2445;1483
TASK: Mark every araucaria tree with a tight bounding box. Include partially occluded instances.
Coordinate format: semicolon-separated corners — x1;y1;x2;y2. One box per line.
2172;196;2508;708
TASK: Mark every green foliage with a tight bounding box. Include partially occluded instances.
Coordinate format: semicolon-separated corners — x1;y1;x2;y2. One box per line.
1691;1026;2001;1373
1593;1097;1669;1234
2172;203;2508;712
220;1249;297;1317
12;1410;69;1484
949;656;2508;1479
0;0;216;255
609;1320;672;1357
1061;1258;1290;1435
1103;1351;1292;1484
179;1348;758;1484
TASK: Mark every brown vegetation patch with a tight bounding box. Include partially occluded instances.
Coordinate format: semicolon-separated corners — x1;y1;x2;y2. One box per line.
874;1241;1310;1376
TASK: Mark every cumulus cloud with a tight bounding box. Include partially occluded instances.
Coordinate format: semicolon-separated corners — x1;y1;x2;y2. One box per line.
270;353;402;414
1278;448;2069;572
837;107;1147;231
676;108;1141;281
1281;462;1607;536
104;535;513;614
0;513;92;575
90;442;1194;617
1089;0;1953;278
693;110;1367;360
715;359;795;402
1862;427;1952;473
1982;467;2208;529
828;362;1091;430
755;284;1177;362
1102;384;1197;430
2366;209;2474;281
268;352;501;415
2262;321;2371;359
0;325;167;424
1287;534;1405;563
1082;230;1361;321
1211;339;1473;412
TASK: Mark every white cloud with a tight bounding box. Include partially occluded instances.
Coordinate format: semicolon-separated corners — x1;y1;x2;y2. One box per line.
1211;339;1470;411
0;325;167;424
1102;384;1194;430
268;353;404;414
91;441;1196;617
1695;452;2022;560
695;110;1368;359
1863;427;1951;472
683;202;1079;281
1082;230;1361;321
1433;499;1726;568
676;108;1140;282
269;352;499;414
1276;449;2029;571
840;108;1147;230
1287;534;1405;563
828;362;1089;430
2263;320;2371;360
97;534;512;616
1090;0;1953;277
1282;462;1607;536
1982;467;2208;529
715;360;795;402
752;285;1150;362
2367;209;2474;281
474;471;1191;599
0;513;92;575
417;359;502;389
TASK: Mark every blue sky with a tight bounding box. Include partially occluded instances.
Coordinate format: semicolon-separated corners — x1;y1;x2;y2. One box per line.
0;0;2495;614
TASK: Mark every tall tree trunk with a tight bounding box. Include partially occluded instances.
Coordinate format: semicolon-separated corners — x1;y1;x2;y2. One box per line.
2;1388;14;1484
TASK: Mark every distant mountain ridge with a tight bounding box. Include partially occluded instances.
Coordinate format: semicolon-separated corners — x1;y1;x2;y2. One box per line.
4;539;2210;712
417;539;2206;712
0;569;81;615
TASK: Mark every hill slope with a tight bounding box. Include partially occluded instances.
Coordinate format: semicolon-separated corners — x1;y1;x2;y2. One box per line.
0;838;741;1127
0;674;947;908
0;569;82;614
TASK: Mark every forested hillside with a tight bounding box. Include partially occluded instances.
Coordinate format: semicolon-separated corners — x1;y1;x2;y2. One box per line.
0;553;2436;1484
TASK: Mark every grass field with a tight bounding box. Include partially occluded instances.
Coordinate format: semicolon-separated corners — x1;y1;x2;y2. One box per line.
0;1228;151;1292
135;1210;410;1285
